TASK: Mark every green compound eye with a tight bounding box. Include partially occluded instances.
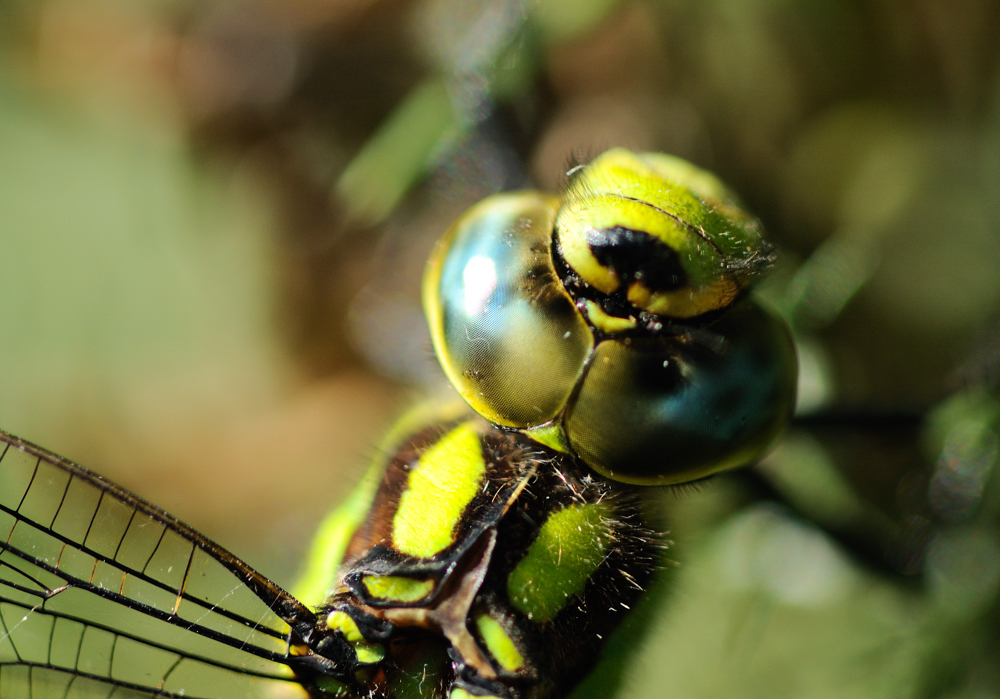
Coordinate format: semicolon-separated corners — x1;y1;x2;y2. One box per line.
424;149;797;485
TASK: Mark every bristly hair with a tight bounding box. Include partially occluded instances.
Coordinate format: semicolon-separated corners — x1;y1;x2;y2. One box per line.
724;232;777;282
559;146;606;191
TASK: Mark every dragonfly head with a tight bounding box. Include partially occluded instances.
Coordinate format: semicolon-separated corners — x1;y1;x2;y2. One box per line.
424;149;797;485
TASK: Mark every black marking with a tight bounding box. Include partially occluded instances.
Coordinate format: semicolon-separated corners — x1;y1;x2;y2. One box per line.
586;226;688;293
552;230;737;337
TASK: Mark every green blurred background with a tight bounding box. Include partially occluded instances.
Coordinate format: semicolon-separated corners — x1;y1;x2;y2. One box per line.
2;0;1000;696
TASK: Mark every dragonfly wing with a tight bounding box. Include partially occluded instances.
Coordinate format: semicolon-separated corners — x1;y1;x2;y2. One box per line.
0;430;311;699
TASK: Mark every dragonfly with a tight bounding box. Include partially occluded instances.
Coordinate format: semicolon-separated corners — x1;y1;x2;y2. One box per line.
0;148;798;698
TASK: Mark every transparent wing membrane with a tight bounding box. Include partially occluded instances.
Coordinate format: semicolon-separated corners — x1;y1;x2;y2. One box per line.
0;431;309;698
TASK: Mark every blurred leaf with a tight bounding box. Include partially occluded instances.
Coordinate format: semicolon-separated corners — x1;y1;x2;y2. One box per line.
0;82;282;448
335;79;456;225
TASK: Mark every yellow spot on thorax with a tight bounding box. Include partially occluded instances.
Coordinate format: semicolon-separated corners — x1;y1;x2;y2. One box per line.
392;421;487;558
506;502;613;623
474;613;525;672
325;610;385;664
361;575;435;603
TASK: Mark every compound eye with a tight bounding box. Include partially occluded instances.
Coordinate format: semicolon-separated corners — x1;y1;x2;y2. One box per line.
563;300;798;485
555;149;772;320
424;191;592;429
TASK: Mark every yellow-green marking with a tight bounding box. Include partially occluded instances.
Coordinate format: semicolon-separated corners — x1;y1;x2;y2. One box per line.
507;502;614;623
362;575;435;604
392;422;487;558
326;610;385;664
474;613;524;673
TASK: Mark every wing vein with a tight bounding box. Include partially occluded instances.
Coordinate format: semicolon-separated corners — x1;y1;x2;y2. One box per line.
0;503;287;640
